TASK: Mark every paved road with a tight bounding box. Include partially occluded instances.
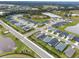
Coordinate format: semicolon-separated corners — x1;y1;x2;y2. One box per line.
0;20;54;58
24;30;38;37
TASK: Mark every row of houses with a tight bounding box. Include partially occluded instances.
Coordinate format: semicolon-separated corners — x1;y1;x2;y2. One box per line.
47;26;69;38
41;12;77;57
47;26;77;40
53;21;70;27
6;15;35;32
34;31;76;57
48;26;79;44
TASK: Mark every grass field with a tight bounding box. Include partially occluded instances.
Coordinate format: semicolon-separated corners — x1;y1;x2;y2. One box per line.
0;25;37;58
1;54;33;58
5;33;37;57
32;18;49;23
55;21;78;31
72;48;79;58
24;14;50;23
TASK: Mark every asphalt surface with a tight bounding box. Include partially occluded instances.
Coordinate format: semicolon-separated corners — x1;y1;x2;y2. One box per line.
0;20;54;58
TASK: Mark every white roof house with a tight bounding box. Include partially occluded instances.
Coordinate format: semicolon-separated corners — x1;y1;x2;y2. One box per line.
72;14;79;16
42;12;61;18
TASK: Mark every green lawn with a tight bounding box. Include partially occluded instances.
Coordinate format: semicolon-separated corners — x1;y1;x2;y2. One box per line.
5;33;36;57
1;54;33;58
32;18;49;23
72;48;79;58
0;25;5;34
0;25;36;58
23;14;50;23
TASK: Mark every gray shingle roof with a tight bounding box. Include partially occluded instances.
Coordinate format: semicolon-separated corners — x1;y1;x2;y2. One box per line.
64;47;76;57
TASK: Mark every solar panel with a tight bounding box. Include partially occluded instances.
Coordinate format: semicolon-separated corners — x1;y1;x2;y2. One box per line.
73;37;79;42
43;36;52;43
48;38;59;47
55;42;67;52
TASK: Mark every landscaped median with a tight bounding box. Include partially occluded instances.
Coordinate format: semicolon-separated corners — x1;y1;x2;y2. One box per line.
28;34;67;58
